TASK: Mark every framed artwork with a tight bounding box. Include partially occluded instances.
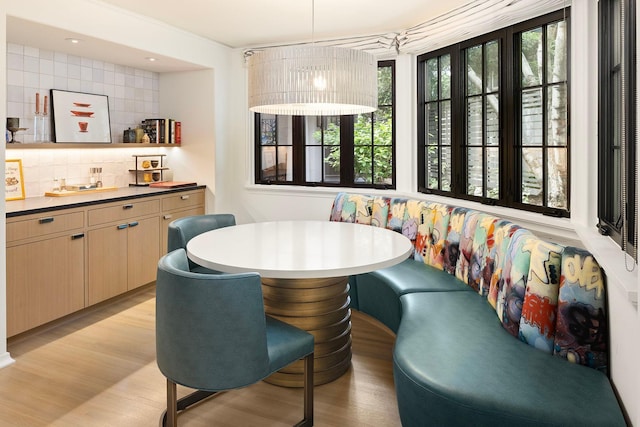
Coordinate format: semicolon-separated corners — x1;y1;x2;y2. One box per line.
5;159;25;201
50;89;112;143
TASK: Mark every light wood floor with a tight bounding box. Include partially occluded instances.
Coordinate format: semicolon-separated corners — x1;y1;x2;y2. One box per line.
0;286;401;426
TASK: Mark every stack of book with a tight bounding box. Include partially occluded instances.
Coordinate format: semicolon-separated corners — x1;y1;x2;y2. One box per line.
142;118;181;144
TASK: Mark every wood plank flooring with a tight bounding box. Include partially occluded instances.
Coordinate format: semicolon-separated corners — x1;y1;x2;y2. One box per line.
0;286;401;426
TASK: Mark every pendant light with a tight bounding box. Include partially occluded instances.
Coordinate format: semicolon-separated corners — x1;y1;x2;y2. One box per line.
247;0;378;116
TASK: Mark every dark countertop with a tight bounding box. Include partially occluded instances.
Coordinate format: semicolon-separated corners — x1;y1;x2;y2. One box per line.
6;185;206;217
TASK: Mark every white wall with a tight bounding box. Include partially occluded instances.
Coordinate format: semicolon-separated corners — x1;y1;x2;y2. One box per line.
0;4;9;370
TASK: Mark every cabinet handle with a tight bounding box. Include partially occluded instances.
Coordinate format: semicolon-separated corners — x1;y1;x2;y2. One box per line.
129;221;139;228
71;233;85;240
117;224;128;230
180;195;190;200
122;204;134;209
39;217;54;224
163;214;173;220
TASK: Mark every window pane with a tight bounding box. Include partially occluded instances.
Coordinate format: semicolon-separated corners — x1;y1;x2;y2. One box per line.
373;107;393;185
613;0;621;64
613;146;621;221
547;21;567;83
260;114;277;145
260;146;276;180
521;88;543;146
374;146;393;185
522;147;543;206
441;54;451;98
306;146;323;182
277;146;292;181
427;147;439;189
441;146;452;191
467;45;483;96
441;100;452;146
426;58;439;101
427;103;439;145
276;116;293;145
487;147;499;199
485;41;500;92
355;114;373;146
324;146;340;183
260;146;291;182
521;27;543;87
486;96;499;145
354;145;372;184
306;116;321;145
467;147;483;196
467;96;483;146
547;84;567;146
547;147;568;209
378;66;393;106
324;117;340;146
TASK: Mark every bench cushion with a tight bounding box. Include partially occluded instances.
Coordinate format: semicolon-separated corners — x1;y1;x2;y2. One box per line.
354;258;472;332
394;291;625;427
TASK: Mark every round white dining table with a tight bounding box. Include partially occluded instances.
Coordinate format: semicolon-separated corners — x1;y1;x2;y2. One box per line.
186;220;413;386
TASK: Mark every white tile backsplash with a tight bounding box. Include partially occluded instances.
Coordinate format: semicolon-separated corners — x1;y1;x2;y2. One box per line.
6;42;160;144
6;42;163;198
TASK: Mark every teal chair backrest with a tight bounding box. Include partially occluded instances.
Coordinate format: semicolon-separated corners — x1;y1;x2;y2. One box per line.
156;249;271;391
167;214;236;252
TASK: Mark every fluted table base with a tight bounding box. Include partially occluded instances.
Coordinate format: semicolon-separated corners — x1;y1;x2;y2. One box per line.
261;276;352;387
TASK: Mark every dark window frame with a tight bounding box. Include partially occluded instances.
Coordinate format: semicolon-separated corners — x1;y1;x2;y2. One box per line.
254;60;396;189
417;9;571;217
598;0;637;256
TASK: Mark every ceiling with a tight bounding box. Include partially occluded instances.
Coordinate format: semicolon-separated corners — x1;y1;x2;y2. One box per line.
7;0;564;72
94;0;473;49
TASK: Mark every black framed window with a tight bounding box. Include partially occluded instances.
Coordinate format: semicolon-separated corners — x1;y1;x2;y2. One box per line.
255;61;395;188
423;52;452;192
418;10;570;216
598;0;637;258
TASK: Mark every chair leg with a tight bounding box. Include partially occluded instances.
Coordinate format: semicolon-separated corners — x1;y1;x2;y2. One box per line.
166;379;177;427
295;352;314;427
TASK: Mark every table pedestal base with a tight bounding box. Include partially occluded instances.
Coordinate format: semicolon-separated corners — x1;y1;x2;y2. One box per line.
261;276;352;387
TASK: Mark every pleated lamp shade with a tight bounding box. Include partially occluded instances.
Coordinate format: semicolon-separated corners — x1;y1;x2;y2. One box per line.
248;45;378;116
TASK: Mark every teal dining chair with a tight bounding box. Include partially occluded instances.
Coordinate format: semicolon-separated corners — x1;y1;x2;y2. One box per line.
167;214;236;273
156;249;314;427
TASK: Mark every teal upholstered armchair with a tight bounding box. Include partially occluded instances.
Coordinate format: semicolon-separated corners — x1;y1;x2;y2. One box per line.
167;214;236;273
156;249;314;427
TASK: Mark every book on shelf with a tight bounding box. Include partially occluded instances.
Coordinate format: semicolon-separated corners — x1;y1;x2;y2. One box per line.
142;118;181;144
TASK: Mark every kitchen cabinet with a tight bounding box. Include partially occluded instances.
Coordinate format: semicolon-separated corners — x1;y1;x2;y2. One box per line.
6;187;205;337
160;189;206;253
6;210;85;336
87;200;160;305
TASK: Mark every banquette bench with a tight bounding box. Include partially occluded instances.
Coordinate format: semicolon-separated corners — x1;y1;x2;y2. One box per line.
329;192;626;426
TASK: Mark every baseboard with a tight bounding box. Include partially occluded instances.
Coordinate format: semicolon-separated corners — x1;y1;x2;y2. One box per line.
0;352;15;369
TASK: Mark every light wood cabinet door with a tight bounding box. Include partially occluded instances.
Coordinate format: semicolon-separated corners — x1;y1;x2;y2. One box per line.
87;224;128;305
7;233;85;337
127;216;160;290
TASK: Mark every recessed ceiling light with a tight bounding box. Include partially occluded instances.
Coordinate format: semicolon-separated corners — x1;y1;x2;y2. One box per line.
146;57;157;62
65;38;81;44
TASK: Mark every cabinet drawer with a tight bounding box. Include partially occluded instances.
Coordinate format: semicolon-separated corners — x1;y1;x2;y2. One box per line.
7;211;84;242
88;198;160;226
162;190;204;212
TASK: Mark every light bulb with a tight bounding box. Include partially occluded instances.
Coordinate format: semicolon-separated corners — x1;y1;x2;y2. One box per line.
313;75;327;90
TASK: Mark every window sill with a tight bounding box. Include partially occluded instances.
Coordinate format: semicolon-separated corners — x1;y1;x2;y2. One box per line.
574;225;638;306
